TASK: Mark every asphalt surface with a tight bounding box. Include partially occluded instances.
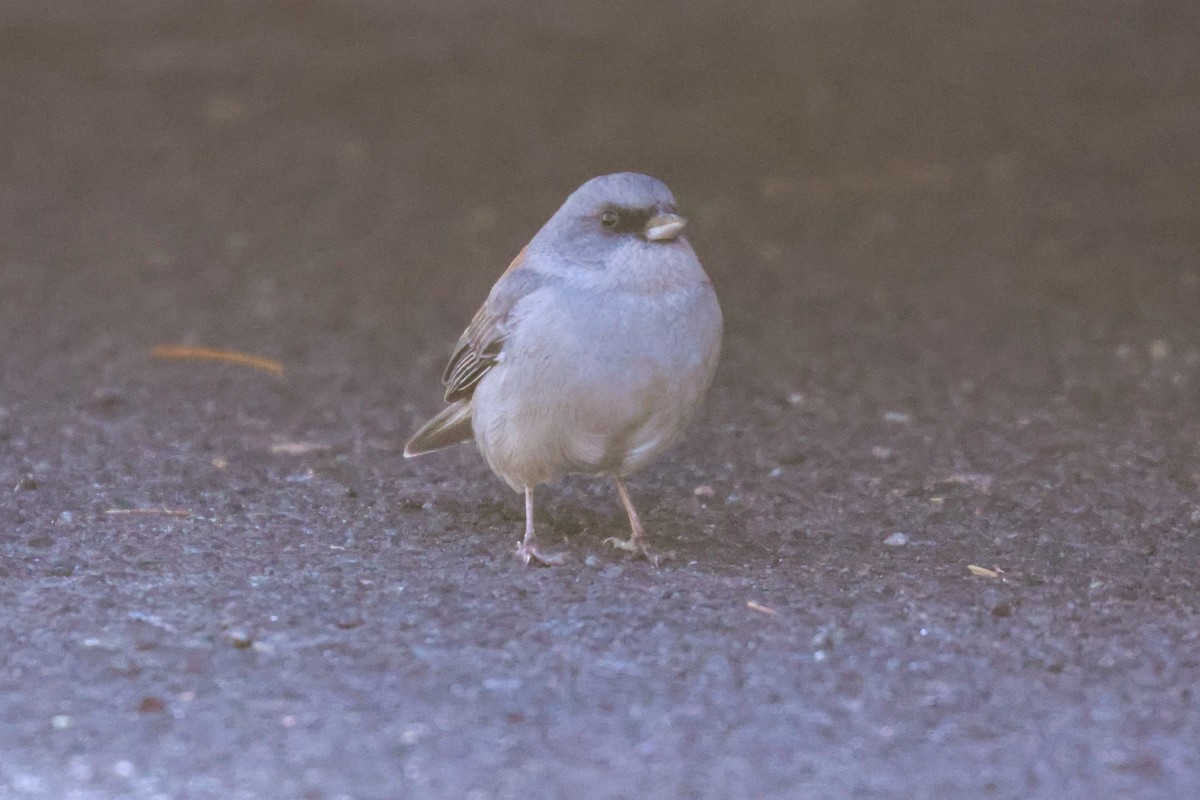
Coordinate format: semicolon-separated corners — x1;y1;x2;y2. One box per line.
2;2;1199;798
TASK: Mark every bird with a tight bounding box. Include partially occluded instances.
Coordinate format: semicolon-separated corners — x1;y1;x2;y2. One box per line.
404;172;722;565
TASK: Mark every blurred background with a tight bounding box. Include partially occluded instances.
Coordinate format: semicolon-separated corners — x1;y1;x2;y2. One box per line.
5;0;1196;397
2;2;1198;798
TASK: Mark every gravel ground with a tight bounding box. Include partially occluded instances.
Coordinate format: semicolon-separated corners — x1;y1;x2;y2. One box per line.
2;2;1199;798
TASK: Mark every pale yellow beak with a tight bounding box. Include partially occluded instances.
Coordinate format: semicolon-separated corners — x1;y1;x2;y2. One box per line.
644;213;687;242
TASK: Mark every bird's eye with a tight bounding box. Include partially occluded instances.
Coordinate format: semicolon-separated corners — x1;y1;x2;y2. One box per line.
600;209;620;229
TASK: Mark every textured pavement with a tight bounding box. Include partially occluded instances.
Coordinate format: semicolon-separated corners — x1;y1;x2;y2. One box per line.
2;2;1199;798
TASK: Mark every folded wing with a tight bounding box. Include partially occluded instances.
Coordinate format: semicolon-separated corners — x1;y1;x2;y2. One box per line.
404;247;538;457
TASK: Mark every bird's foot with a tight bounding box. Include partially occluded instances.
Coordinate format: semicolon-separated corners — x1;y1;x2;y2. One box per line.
516;539;568;567
603;535;674;566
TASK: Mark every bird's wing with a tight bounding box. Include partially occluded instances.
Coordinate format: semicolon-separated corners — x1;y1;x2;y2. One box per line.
441;246;539;403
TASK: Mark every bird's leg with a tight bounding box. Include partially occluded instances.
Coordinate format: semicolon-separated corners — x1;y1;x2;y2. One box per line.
515;485;567;566
604;476;673;565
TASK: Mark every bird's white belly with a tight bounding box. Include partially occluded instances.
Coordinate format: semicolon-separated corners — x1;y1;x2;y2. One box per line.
471;353;683;489
470;284;719;490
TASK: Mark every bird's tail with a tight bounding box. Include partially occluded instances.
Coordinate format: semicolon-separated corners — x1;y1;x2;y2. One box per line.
404;400;474;457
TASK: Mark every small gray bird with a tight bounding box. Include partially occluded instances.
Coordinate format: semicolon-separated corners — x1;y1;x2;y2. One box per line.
404;173;722;565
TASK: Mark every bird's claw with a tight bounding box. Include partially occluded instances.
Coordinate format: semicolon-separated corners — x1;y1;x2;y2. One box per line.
603;536;673;566
516;540;568;566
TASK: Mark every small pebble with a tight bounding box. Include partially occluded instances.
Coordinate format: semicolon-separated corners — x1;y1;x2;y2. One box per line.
883;532;909;546
224;629;253;649
693;485;715;497
883;411;912;424
1150;340;1170;360
401;723;430;744
137;696;166;714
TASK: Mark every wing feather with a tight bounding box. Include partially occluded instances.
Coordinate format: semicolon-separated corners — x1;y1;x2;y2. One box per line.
440;246;534;403
442;305;505;402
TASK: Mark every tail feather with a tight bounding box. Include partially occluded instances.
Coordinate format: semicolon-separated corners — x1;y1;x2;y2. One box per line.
404;401;474;457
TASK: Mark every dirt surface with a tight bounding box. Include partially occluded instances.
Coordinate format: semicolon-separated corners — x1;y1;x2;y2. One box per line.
2;2;1199;798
